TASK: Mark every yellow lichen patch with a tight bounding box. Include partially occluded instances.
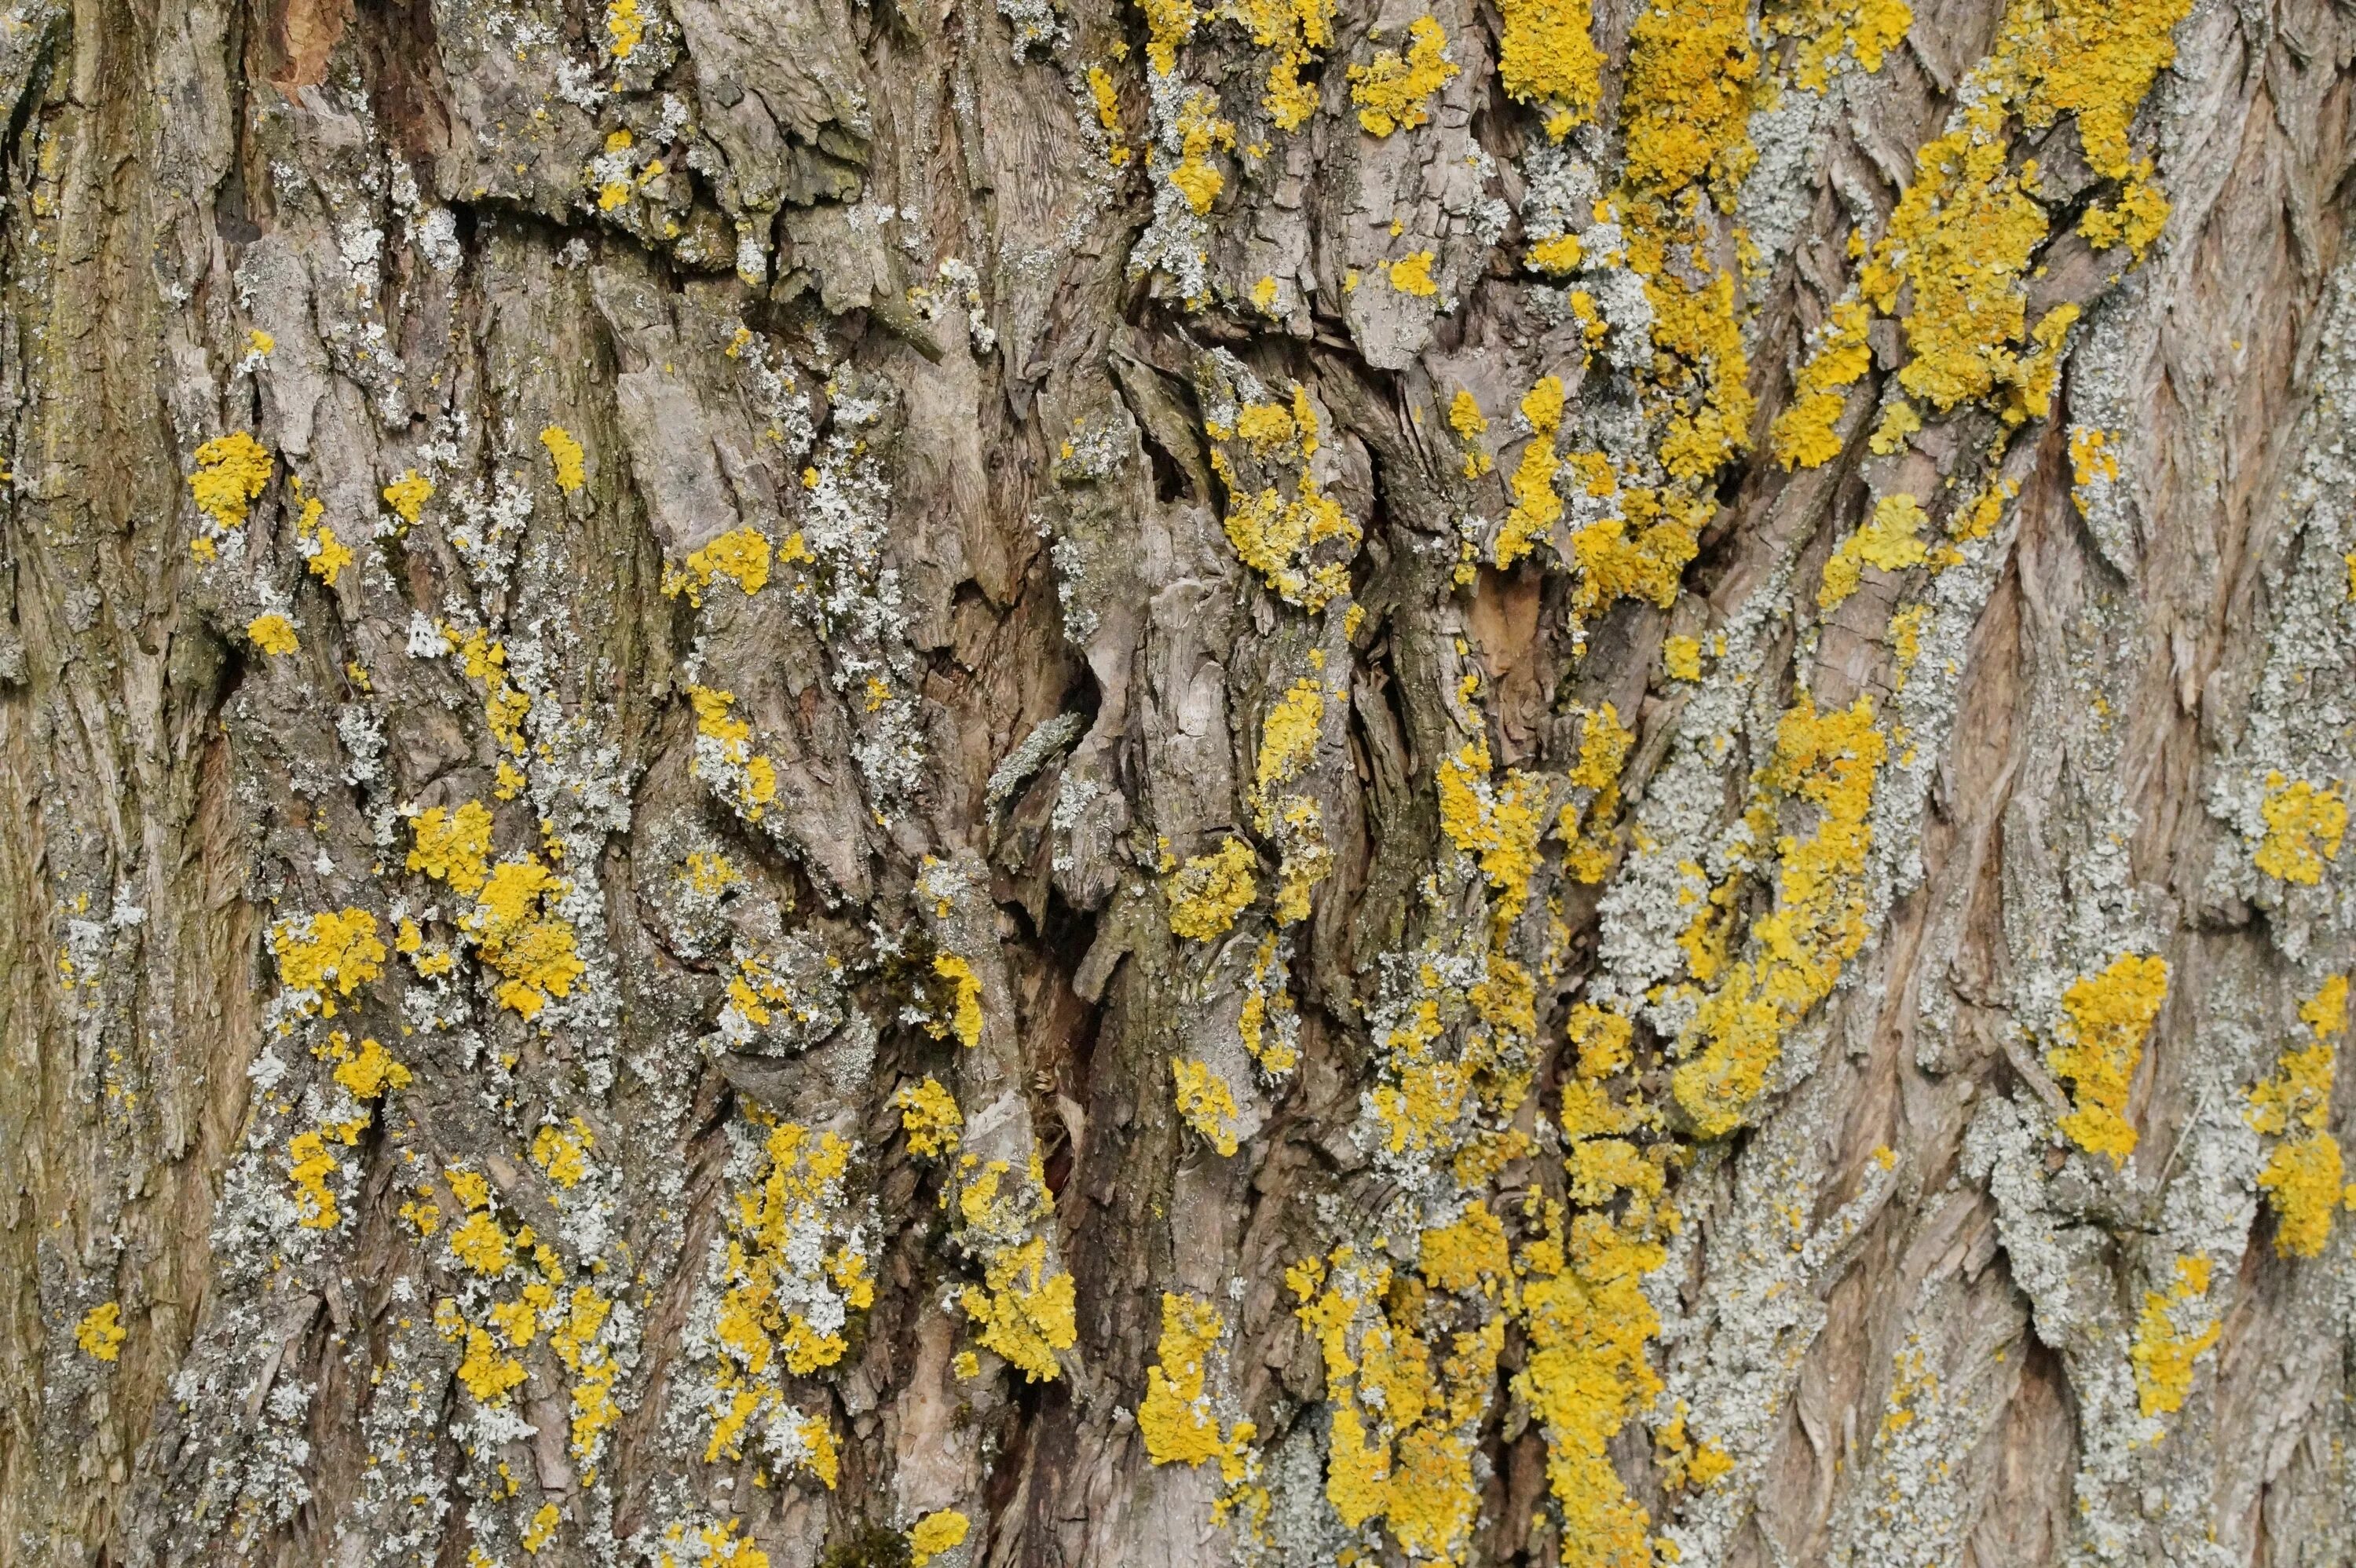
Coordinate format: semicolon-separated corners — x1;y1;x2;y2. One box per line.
1350;16;1458;136
381;470;433;526
1168;838;1260;941
1527;232;1585;274
1388;250;1440;298
532;1117;594;1189
522;1504;562;1554
1764;0;1912;92
1167;90;1236;214
1438;737;1549;919
1560;703;1634;885
926;952;985;1047
327;1033;412;1099
1818;493;1930;611
548;1283;622;1463
1234;0;1335;130
246;613;300;656
1673;697;1885;1135
650;1520;770;1568
2249;975;2354;1256
1088;65;1132;165
2080;159;2171;257
75;1301;126;1361
1139;1292;1257;1472
708;1120;872;1439
1288;1243;1505;1563
1419;1202;1512;1296
2255;772;2347;886
287;1125;363;1230
1984;0;2194;184
1513;1199;1663;1566
1617;0;1759;478
686;683;781;822
1498;0;1605;133
1253;678;1326;809
463;857;587;1020
1869;398;1922;455
1663;634;1703;680
951;1158;1077;1382
2130;1255;2219;1420
1770;299;1871;470
186;432;274;559
289;477;353;586
1172;1058;1242;1155
1655;1406;1736;1491
896;1076;963;1156
269;908;386;1018
605;0;644;58
540;426;587;492
1240;933;1301;1076
408;800;494;895
1142;0;1198;71
1448;389;1493;478
959;1229;1077;1382
664;527;773;605
2047;952;2168;1166
908;1511;970;1568
1498;376;1566;569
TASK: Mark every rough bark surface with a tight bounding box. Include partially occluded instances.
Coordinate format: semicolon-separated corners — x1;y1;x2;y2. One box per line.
6;0;2356;1563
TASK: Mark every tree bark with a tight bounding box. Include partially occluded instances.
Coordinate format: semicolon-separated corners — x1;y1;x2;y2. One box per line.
5;0;2356;1563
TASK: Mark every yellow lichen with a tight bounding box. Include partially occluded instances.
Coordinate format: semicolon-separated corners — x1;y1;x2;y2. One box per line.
1172;1058;1242;1155
957;1229;1077;1382
1448;389;1493;478
1164;838;1260;942
1764;0;1912;93
1514;1200;1663;1565
463;857;587;1020
2249;975;2354;1256
1770;299;1871;469
269;908;386;1018
2255;772;2347;886
1349;16;1458;136
664;527;773;605
1673;697;1886;1135
1663;634;1703;680
1140;1292;1256;1470
186;432;274;559
540;426;587;492
927;952;985;1047
408;800;494;896
1254;678;1326;813
531;1117;594;1189
1498;0;1606;133
1388;251;1440;298
907;1511;970;1568
75;1301;126;1361
382;470;433;526
1498;376;1566;569
1167;90;1236;214
1818;493;1930;610
246;613;300;656
606;0;642;59
290;478;353;586
1088;65;1132;165
895;1076;963;1156
2130;1254;2218;1420
2047;952;2168;1166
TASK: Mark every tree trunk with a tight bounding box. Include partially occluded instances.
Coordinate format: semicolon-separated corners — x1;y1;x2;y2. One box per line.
5;0;2354;1563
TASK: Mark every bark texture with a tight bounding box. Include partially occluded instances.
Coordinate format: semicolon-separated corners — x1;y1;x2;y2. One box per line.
5;0;2356;1563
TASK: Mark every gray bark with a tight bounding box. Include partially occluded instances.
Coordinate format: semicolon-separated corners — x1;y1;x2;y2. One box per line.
4;0;2356;1564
